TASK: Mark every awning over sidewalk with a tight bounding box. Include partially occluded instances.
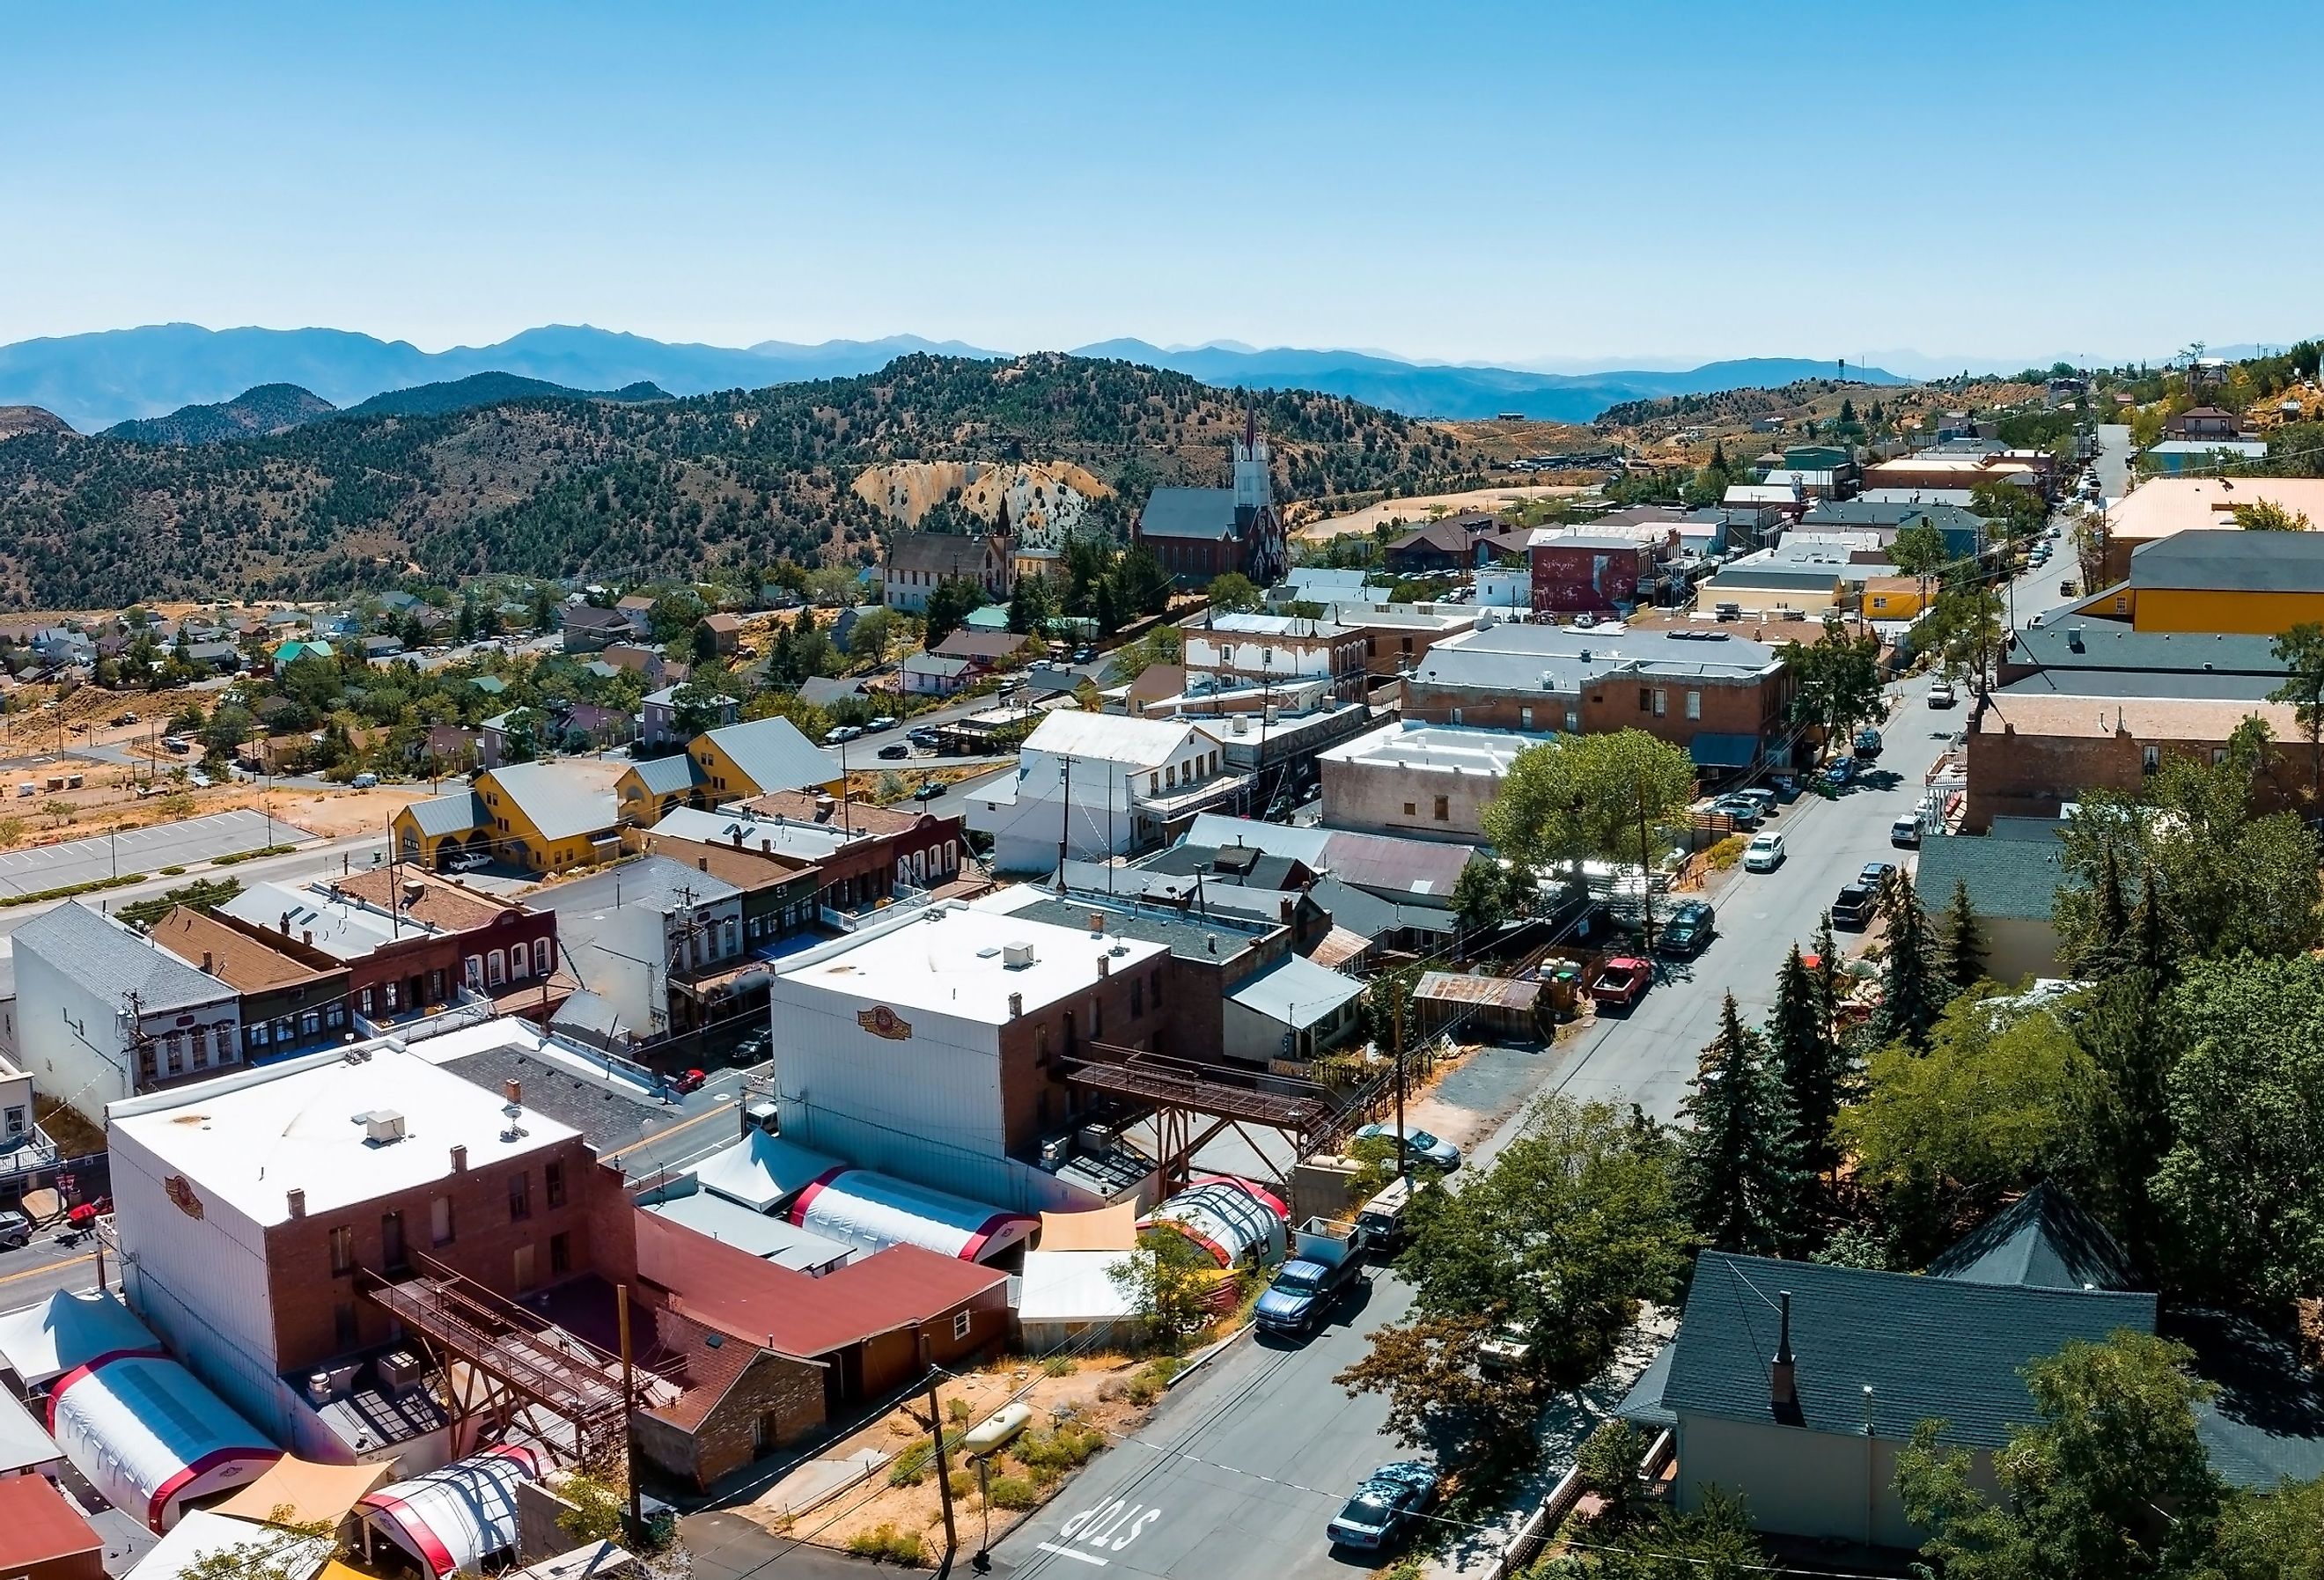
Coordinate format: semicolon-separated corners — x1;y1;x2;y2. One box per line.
1688;732;1760;768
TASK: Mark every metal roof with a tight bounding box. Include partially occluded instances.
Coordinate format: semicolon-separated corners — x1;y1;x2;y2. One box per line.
2129;528;2324;593
1225;953;1364;1025
15;901;231;1014
701;717;842;795
624;754;703;796
403;792;487;838
481;761;619;843
1413;971;1541;1009
1137;488;1240;540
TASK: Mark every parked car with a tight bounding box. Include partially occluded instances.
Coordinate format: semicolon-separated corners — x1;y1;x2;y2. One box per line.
1742;831;1786;871
1352;1122;1461;1172
1861;861;1898;891
1658;900;1715;957
1708;795;1761;829
913;781;944;801
1832;884;1877;930
448;851;491;872
2060;578;2079;597
1589;955;1652;1011
877;743;909;760
1891;814;1923;849
1822;757;1857;788
1071;645;1095;664
1254;1222;1363;1339
1853;725;1883;759
669;1068;708;1095
110;711;138;727
350;772;379;788
908;725;942;746
0;1211;28;1251
868;715;900;731
1353;1176;1415;1253
1731;788;1778;819
1327;1462;1440;1551
1929;678;1957;709
823;724;865;745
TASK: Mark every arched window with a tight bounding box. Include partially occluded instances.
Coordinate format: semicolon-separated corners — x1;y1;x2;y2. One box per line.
510;947;529;981
487;950;505;987
465;956;484;990
533;938;552;976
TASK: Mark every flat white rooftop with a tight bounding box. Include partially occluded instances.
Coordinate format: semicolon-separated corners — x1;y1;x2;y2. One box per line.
109;1028;580;1226
218;879;431;960
774;899;1168;1026
1320;719;1540;777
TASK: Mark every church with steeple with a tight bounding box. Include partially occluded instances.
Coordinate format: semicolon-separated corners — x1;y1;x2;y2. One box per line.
1129;408;1287;585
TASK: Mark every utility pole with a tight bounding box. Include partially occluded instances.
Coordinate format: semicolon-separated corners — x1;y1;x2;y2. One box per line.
617;1283;643;1534
1391;982;1408;1183
924;1373;959;1563
1636;779;1658;956
1055;753;1074;890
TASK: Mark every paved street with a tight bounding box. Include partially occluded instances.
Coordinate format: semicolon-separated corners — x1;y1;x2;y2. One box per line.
989;677;1957;1580
0;829;386;945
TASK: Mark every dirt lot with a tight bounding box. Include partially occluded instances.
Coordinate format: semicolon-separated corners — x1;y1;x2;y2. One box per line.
1296;483;1592;540
750;1352;1184;1560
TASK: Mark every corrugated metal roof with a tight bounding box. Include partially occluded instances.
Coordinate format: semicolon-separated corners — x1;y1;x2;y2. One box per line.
702;717;842;795
1413;971;1541;1009
16;901;231;1013
1137;488;1239;540
482;762;618;843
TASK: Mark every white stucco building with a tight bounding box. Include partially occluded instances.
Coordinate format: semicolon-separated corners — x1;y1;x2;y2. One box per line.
967;712;1248;872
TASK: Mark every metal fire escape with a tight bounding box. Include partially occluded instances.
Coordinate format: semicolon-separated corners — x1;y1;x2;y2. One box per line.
1064;1042;1339;1200
359;1254;636;1472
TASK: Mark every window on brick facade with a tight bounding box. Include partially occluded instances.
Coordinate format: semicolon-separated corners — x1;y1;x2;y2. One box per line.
511;947;529;981
549;1231;570;1276
1521;706;1533;729
488;951;505;987
1433;796;1449;822
1132;978;1144;1018
1653;689;1667;717
1638;687;1652;712
1089;996;1102;1039
335;1302;358;1350
1687;691;1702;720
1566;710;1580;731
1403;801;1417;816
381;1211;406;1271
510;1171;532;1221
431;1196;453;1247
534;939;552;975
1150;968;1163;1008
329;1225;355;1275
546;1161;565;1209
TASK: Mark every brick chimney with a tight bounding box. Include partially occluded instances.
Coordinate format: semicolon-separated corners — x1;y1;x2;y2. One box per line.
450;1144;468;1172
1770;1290;1798;1417
286;1187;306;1219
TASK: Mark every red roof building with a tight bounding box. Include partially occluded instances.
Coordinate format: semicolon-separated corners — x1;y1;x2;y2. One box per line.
0;1475;105;1579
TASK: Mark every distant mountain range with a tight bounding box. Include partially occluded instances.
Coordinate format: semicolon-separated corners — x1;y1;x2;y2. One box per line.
96;371;673;445
0;320;1909;432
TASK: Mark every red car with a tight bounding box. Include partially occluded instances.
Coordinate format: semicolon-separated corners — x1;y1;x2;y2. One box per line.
670;1068;707;1095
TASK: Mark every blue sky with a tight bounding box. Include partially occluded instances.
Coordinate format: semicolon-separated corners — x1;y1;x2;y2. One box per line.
7;2;2322;369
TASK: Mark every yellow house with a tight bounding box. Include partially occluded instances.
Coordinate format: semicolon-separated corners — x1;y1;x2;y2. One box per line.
2075;530;2324;635
391;761;620;874
614;753;709;827
685;717;844;807
1860;577;1931;621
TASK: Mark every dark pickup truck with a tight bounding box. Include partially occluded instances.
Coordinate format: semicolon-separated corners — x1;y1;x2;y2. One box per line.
1254;1222;1364;1339
1831;884;1878;930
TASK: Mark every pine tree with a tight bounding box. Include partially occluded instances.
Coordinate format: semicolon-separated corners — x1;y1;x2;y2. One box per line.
1940;878;1986;990
1678;995;1808;1254
1811;912;1842;1041
1872;871;1945;1050
2075;840;2132;975
1767;943;1843;1178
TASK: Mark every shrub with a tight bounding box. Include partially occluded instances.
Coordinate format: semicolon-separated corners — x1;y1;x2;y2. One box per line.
1704;834;1749;871
158;865;185;876
846;1525;925;1566
1015;1425;1105;1477
945;1397;971;1423
1041;1355;1077;1378
987;1474;1041;1510
947;1469;976;1501
887;1428;967;1487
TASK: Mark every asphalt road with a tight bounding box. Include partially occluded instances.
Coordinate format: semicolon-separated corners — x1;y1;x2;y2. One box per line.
989;677;1955;1580
0;829;386;945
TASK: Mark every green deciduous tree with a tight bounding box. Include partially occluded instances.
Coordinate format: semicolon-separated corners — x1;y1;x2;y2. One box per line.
1008;572;1060;635
1479;731;1697;937
1836;992;2092;1259
1940;876;1987;990
1206;572;1262;614
2152;953;2324;1303
1538;1489;1767;1580
2055;717;2322;965
2233;499;2312;532
1782;617;1885;748
1677;995;1808;1254
1923;582;2004;690
1335;1098;1685;1480
1452;858;1533;943
1107;1226;1224;1349
1895;1332;2222;1580
2270;621;2324;797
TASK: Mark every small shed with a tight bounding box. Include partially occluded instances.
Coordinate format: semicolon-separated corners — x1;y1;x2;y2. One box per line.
1412;970;1548;1043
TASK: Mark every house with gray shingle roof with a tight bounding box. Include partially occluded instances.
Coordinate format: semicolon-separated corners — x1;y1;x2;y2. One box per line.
14;901;241;1121
1913;827;2077;985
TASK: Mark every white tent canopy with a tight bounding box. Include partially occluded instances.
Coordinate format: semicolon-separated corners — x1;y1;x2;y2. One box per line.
124;1510;330;1580
1018;1250;1142;1350
356;1445;540;1578
693;1130;845;1214
49;1353;279;1532
0;1289;160;1388
790;1167;1035;1263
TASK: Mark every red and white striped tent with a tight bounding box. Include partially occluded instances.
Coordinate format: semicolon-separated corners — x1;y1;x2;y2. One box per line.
353;1444;541;1577
48;1352;279;1532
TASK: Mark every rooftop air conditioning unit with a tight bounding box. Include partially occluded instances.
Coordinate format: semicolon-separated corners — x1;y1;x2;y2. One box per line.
1039;1135;1070;1169
364;1110;407;1145
305;1371;335;1406
379;1350;425;1394
1003;941;1037;968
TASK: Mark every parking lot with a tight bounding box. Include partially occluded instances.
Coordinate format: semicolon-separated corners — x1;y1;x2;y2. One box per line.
0;808;292;897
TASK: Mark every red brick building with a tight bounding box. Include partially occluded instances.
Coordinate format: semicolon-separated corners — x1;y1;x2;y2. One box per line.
1528;533;1660;617
734;791;968;902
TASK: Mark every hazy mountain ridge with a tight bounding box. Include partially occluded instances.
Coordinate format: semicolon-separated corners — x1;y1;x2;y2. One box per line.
104;382;338;445
2;321;1906;432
